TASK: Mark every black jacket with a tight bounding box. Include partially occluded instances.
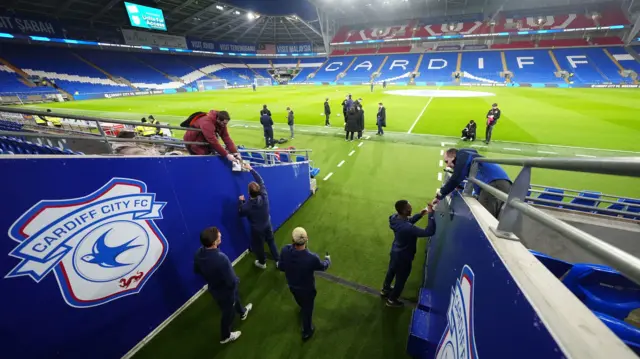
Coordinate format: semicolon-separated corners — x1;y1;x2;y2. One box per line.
486;108;501;124
194;247;238;297
465;122;476;136
377;106;386;127
260;109;272;117
324;101;331;115
345;109;359;132
239;169;271;232
354;101;364;131
287;111;294;126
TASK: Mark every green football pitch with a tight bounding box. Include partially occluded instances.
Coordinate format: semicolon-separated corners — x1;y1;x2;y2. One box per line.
23;85;640;359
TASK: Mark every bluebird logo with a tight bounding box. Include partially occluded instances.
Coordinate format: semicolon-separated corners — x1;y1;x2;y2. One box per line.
4;178;168;308
435;265;479;359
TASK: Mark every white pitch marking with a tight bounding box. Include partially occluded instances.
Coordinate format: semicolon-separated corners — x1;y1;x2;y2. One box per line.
504;148;522;151
438;173;443;181
365;135;370;140
576;154;596;158
471;144;487;148
439;160;443;167
408;97;435;134
348;150;356;156
323;172;334;181
337;160;345;167
358;142;364;147
440;150;444;155
537;150;558;154
300;129;310;132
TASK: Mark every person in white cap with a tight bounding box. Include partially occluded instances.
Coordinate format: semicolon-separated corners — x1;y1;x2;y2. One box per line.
277;227;331;341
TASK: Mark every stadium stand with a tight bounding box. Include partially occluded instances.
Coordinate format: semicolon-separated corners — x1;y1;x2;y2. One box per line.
460;51;504;82
554;48;617;84
377;46;412;54
491;41;536;49
340;55;385;83
592;37;626;45
377;54;421;81
504;49;564;84
416;52;459;83
538;39;590;47
345;48;378;55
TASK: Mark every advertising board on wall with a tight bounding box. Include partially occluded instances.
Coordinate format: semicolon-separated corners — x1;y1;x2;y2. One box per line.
276;43;313;54
0;12;63;37
121;29;187;49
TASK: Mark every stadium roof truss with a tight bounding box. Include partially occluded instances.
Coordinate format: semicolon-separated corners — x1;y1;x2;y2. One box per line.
3;0;325;46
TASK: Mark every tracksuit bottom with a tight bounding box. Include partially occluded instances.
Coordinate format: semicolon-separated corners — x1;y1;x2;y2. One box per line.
377;124;384;135
462;129;475;141
251;227;280;264
325;114;330;126
382;252;413;301
485;125;495;143
211;287;246;341
264;128;274;148
290;288;316;336
289;125;294;138
478;179;512;219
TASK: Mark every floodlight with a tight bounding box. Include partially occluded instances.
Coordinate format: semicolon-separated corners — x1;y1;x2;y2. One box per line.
248;12;256;20
216;5;224;10
234;10;241;15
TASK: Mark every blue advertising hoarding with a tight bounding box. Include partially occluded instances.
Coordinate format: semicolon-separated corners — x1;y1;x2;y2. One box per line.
277;43;313;54
0;156;311;359
186;37;257;53
124;2;167;31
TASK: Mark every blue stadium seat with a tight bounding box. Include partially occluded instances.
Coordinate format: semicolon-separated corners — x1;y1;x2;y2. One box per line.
279;153;291;162
622;199;640;220
249;152;265;164
310;168;320;178
534;187;565;207
529;250;573;278
568;191;601;212
562;263;640;320
595;311;640;355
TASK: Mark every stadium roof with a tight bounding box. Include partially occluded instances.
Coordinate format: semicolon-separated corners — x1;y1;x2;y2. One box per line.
2;0;325;45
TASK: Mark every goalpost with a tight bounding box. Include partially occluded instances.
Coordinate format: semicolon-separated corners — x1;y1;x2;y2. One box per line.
254;78;273;87
197;79;228;92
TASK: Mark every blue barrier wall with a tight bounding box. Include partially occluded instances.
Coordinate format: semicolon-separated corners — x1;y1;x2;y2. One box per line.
418;193;564;358
0;156;311;359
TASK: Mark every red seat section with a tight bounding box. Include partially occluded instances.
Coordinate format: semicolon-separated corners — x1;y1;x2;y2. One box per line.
330;49;347;56
592;37;624;45
331;20;416;43
538;39;589;47
598;9;630;26
491;41;536;49
346;48;378;55
377;46;412;54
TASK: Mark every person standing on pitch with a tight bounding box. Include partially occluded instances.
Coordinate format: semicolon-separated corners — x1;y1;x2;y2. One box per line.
324;98;331;127
252;82;257;92
382;201;435;307
485;103;501;144
345;106;359;142
355;98;365;140
194;227;253;344
260;104;272;117
278;227;331;341
260;111;275;149
376;102;386;136
287;107;295;139
239;164;280;269
370;82;374;92
341;96;349;122
431;148;511;218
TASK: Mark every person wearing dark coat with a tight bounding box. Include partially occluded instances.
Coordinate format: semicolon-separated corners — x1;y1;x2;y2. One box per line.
461;120;477;141
260;113;275;149
260;104;272;117
376;102;386;136
324;98;331;127
341;96;350;122
287;107;295;139
485;103;501;144
194;227;253;344
354;98;364;140
345;107;359;141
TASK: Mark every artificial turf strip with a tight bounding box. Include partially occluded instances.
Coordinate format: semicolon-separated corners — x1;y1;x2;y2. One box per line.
30;85;640;152
133;257;413;359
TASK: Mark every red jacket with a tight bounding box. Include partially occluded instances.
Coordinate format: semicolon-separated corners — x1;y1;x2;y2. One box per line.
183;110;238;156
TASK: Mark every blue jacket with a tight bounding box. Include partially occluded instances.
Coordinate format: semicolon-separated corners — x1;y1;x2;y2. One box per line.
260;114;273;130
438;148;510;199
193;247;238;297
389;213;436;259
239;169;271;232
278;244;330;291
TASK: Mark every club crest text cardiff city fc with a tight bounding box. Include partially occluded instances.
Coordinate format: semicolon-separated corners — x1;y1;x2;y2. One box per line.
5;178;168;308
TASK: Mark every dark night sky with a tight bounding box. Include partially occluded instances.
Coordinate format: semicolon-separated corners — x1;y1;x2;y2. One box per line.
222;0;317;19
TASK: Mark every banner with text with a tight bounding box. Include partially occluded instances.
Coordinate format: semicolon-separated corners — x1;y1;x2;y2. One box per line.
186;38;257;53
0;12;64;37
122;28;187;49
276;43;313;54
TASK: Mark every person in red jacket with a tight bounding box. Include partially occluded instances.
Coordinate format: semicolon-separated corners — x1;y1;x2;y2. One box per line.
183;110;240;162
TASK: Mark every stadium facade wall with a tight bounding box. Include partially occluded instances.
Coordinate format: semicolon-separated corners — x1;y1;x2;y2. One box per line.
0;156;312;359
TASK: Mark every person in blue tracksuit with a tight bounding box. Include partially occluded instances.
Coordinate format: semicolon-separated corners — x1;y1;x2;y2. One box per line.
432;148;512;218
260;112;275;149
194;227;253;344
382;201;435;307
278;227;331;340
239;166;280;269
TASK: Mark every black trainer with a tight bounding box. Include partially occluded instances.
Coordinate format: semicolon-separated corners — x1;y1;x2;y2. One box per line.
302;327;315;341
380;289;391;297
386;298;404;308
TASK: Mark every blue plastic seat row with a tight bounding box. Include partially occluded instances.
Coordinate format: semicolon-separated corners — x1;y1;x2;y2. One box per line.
0;136;82;155
529;187;639;219
530;250;640;355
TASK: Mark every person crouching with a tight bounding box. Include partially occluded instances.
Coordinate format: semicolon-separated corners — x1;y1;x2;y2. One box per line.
461;120;476;141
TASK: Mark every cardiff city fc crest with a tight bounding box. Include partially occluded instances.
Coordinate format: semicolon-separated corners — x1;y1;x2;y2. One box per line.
5;178;168;308
435;265;479;359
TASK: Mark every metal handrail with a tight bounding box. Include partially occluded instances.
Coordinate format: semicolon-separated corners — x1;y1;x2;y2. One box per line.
475;157;640;177
0;130;208;146
467;177;640;285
